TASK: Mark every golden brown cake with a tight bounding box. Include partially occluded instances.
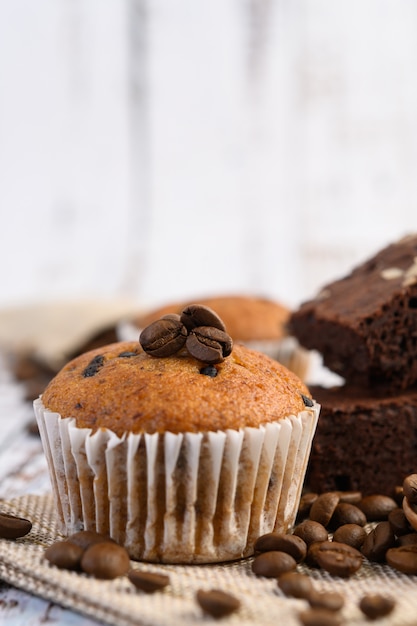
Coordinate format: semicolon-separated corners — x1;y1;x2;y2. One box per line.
134;295;290;342
35;306;319;565
41;342;310;436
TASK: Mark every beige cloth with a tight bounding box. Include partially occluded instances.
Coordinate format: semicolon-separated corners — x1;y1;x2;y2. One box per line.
0;494;416;626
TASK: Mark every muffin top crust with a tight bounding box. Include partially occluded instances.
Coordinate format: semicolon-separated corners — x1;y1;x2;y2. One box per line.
134;295;290;342
41;341;312;436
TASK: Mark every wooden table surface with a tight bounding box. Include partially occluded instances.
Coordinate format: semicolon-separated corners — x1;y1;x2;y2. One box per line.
0;354;102;626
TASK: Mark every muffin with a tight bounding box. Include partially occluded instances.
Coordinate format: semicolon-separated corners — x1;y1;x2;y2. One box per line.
119;294;311;381
34;305;319;564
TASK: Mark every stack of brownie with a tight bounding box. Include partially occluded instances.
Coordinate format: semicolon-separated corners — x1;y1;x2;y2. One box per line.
289;234;417;496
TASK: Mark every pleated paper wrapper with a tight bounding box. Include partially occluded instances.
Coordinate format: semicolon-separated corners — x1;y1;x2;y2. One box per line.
34;398;319;564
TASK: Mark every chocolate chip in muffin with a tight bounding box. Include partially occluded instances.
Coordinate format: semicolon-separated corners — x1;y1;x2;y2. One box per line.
82;355;105;378
200;365;218;377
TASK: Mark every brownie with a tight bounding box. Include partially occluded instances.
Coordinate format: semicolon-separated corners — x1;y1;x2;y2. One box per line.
306;384;417;496
289;234;417;389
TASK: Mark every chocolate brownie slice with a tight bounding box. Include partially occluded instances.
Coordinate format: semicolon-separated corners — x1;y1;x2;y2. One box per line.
306;384;417;496
289;234;417;389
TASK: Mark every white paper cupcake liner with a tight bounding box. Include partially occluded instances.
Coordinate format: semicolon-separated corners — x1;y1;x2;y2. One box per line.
34;398;319;564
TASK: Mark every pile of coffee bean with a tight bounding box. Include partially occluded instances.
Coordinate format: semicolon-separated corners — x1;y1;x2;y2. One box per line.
0;512;32;539
139;304;233;365
248;478;417;624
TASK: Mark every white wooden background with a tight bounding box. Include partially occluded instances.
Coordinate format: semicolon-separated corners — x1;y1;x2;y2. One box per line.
1;0;417;313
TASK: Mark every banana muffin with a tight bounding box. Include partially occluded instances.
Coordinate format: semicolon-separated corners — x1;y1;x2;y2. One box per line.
35;306;319;564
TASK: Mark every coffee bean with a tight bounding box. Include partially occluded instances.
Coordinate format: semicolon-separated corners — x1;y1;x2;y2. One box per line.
45;540;84;571
254;533;307;562
139;318;187;358
305;541;326;568
332;524;367;550
361;521;396;563
398;532;417;547
128;569;170;593
386;544;417;574
388;507;412;536
393;485;404;506
82;355;104;378
196;589;240;619
186;327;233;364
252;551;297;578
336;491;362;504
293;520;328;546
307;590;344;612
402;495;417;531
403;474;417;504
298;608;342;626
314;541;363;577
0;512;32;539
297;493;318;520
309;492;340;527
68;530;114;550
331;502;367;528
277;572;314;599
180;305;226;332
359;594;395;620
80;541;130;579
358;495;397;521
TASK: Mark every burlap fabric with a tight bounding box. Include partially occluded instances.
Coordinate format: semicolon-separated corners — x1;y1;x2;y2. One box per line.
0;494;416;626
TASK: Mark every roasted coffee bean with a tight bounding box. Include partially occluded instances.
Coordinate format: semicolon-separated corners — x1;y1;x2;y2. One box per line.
254;533;307;562
128;569;170;593
161;313;181;322
361;521;396;563
293;520;328;546
196;589;240;619
199;365;218;377
301;394;314;407
402;495;417;531
393;485;404;506
297;493;318;520
186;327;232;364
298;608;342;626
307;590;344;612
139;318;187;357
403;474;417;504
45;540;84;571
304;541;326;568
388;507;411;536
80;541;130;579
386;544;417;574
68;530;114;550
82;355;104;378
331;502;367;528
309;492;340;527
314;541;363;577
0;512;32;539
337;491;362;504
332;524;367;550
277;571;314;599
358;494;397;521
359;594;395;620
180;305;226;332
252;551;297;578
398;532;417;547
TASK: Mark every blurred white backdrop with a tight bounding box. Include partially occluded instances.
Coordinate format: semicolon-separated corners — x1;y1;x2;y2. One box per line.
1;0;417;312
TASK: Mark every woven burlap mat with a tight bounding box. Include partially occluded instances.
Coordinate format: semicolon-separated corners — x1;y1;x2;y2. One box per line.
0;494;416;626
